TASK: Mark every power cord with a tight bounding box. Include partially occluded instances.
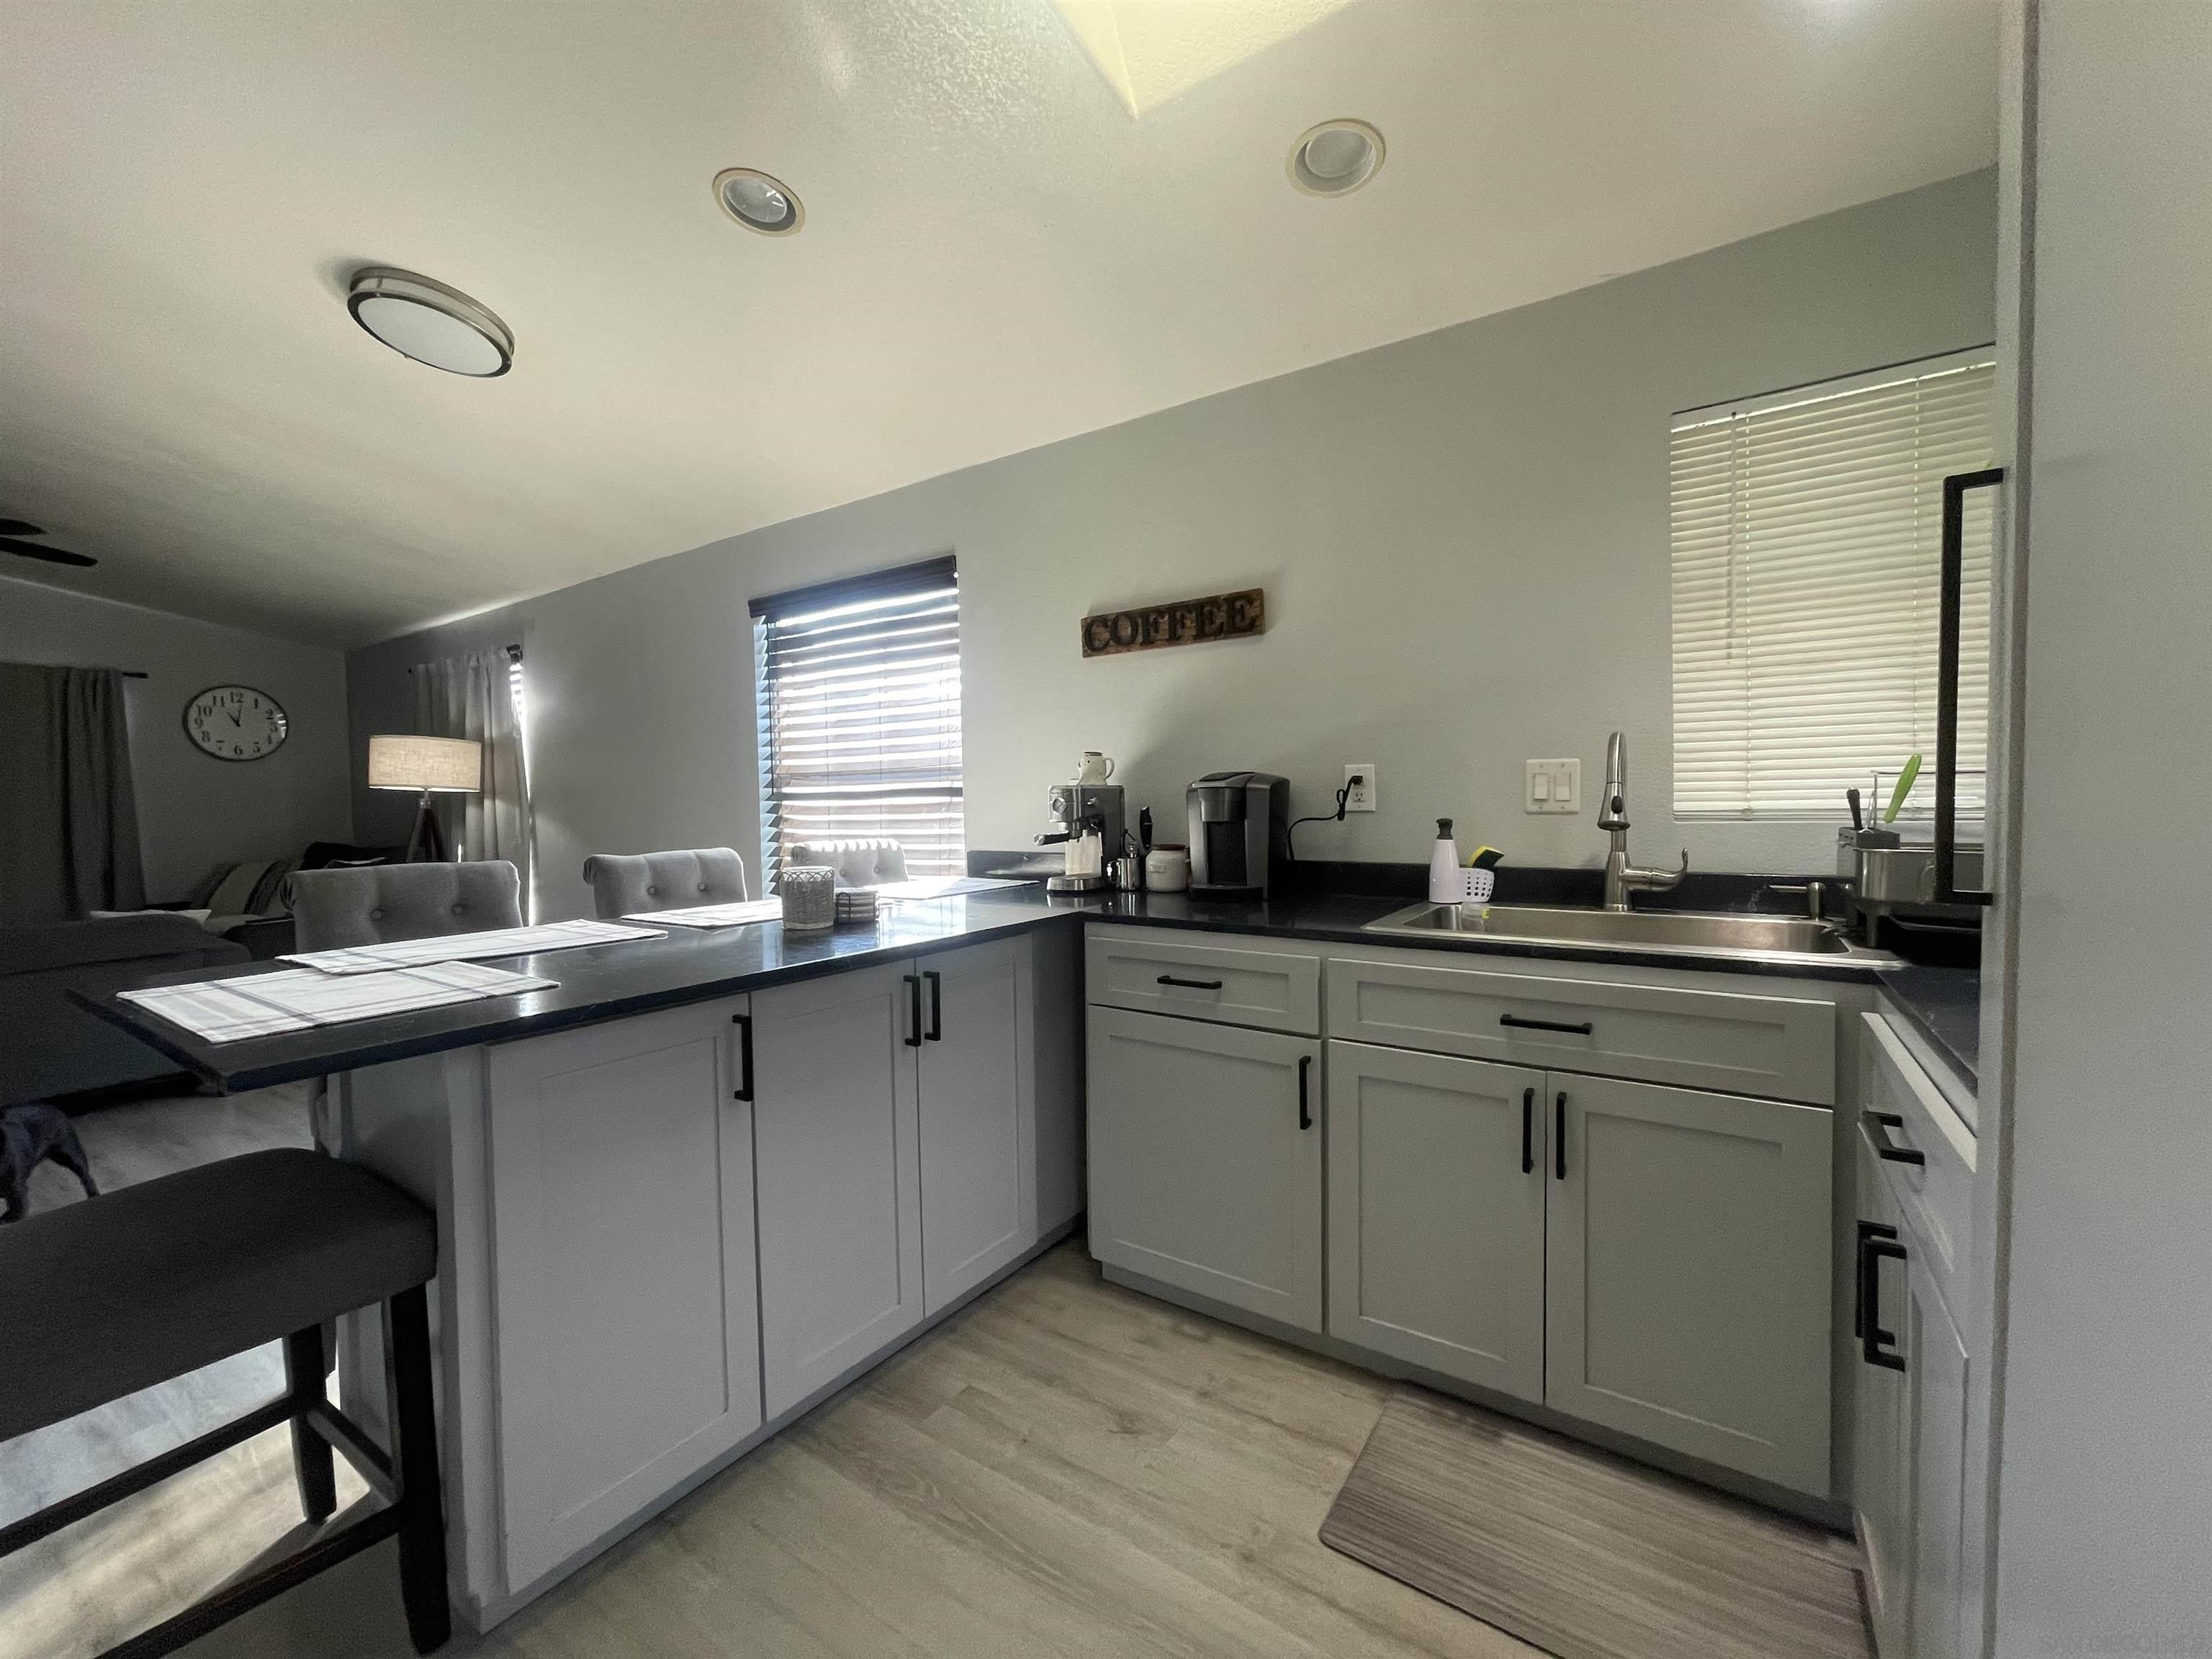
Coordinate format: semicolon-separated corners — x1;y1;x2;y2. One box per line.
1287;775;1359;863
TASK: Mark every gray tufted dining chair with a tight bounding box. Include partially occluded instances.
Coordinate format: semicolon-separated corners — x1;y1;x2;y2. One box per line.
580;848;749;919
782;839;908;889
287;861;524;953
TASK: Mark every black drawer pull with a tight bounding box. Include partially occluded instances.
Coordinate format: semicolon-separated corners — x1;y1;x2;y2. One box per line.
923;969;943;1041
1554;1092;1568;1181
1858;1232;1908;1372
904;974;923;1048
1501;1013;1595;1036
731;1012;754;1102
1866;1111;1927;1166
1521;1087;1534;1175
1853;1220;1897;1337
1297;1054;1313;1131
1157;974;1225;991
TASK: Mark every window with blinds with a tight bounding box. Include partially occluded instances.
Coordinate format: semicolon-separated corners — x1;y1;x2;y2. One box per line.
1671;351;1995;821
752;557;965;885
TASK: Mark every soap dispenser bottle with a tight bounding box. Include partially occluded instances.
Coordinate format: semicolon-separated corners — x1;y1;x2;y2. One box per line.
1429;818;1463;905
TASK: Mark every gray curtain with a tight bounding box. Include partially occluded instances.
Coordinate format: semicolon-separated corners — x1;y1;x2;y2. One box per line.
413;649;534;919
0;664;146;925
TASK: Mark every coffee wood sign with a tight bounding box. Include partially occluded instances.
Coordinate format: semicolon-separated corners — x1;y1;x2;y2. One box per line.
1080;588;1265;658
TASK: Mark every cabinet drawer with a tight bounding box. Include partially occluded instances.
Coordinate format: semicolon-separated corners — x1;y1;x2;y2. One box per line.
1086;927;1320;1035
1861;1012;1976;1291
1327;956;1835;1104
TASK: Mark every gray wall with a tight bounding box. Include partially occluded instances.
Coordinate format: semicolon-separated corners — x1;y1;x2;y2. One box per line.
3;575;354;900
1987;6;2211;1654
351;171;1997;922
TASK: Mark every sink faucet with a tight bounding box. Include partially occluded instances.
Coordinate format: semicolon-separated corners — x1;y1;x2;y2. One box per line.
1596;732;1688;912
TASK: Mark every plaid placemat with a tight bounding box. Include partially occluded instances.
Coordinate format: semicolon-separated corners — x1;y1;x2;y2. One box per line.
119;961;558;1043
281;918;661;975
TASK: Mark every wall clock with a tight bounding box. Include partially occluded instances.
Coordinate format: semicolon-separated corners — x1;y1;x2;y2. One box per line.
184;685;289;762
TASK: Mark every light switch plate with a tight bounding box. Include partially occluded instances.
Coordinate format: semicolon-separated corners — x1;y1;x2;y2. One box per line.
1525;758;1581;814
1344;764;1376;812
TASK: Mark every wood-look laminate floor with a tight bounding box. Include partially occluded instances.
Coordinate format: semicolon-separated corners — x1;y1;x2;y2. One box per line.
4;1242;1542;1659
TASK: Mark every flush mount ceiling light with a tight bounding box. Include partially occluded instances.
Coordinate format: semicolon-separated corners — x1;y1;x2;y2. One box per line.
1288;118;1385;197
346;268;513;377
714;167;804;236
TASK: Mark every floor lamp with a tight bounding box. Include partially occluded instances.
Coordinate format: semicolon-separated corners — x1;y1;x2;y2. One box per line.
367;735;482;863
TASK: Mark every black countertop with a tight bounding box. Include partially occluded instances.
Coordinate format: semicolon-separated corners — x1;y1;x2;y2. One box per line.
81;883;1898;1094
1874;963;1981;1090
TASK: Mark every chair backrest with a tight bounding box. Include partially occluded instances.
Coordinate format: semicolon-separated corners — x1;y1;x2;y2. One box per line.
287;862;523;953
783;839;909;889
579;848;749;919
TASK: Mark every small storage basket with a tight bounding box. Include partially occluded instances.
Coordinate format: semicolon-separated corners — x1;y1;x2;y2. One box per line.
779;866;836;933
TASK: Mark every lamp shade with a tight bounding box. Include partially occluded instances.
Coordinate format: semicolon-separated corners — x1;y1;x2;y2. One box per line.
367;734;481;793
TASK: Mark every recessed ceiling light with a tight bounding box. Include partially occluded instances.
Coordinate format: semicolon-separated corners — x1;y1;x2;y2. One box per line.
714;168;804;236
1288;119;1385;198
346;268;513;377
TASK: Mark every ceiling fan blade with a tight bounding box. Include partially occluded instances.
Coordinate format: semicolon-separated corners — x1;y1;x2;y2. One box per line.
0;518;46;537
0;536;97;567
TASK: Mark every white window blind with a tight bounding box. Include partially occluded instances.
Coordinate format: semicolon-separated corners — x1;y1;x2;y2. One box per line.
1671;353;1996;821
752;557;965;885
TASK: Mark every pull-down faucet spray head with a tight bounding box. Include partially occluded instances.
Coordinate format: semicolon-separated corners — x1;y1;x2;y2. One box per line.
1598;731;1631;831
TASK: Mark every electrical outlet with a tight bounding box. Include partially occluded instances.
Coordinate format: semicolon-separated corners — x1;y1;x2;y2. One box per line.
1344;764;1377;813
1525;758;1581;814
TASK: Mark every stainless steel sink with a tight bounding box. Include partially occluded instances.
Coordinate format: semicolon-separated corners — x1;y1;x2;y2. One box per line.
1364;902;1861;960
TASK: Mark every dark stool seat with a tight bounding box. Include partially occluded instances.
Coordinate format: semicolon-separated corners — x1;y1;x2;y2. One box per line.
0;1148;449;1657
0;1149;435;1440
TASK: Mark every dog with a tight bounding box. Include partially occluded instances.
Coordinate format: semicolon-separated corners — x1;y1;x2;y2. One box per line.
1;1102;100;1223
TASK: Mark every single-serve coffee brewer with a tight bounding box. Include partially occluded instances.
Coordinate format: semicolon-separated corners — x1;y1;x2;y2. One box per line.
1038;782;1125;894
1187;771;1290;898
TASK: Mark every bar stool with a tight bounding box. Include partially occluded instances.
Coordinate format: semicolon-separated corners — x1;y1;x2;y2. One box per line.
0;1148;449;1656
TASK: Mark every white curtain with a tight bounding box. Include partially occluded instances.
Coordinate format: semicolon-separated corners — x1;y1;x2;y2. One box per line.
413;649;534;917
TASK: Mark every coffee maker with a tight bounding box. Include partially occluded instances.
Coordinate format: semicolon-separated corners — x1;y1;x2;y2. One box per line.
1038;782;1125;894
1187;771;1290;898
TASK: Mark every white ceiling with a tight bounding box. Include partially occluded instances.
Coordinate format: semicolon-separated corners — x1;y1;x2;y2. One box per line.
0;1;1996;647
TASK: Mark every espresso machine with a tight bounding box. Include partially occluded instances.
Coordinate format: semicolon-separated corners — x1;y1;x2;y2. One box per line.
1187;771;1290;898
1037;782;1125;894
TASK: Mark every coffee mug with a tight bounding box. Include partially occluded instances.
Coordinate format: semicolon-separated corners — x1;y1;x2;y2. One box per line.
1076;751;1116;783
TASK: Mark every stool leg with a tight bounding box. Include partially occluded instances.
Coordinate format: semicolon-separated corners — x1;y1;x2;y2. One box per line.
382;1284;450;1654
283;1325;337;1524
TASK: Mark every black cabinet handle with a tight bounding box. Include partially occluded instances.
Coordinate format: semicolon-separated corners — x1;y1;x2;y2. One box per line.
923;969;943;1041
1297;1054;1313;1131
1866;1111;1926;1166
903;974;923;1048
1157;974;1225;991
731;1012;754;1102
1935;466;2002;907
1501;1013;1595;1036
1853;1220;1898;1337
1521;1087;1534;1174
1859;1233;1908;1372
1554;1092;1568;1181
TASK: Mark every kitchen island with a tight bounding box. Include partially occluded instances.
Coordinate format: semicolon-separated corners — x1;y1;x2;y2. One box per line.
86;879;1910;1629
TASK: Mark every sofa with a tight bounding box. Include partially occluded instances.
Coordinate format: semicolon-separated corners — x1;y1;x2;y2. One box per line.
0;914;249;1108
162;841;404;960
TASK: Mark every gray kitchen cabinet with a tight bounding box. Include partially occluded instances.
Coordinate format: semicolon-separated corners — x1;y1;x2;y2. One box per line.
485;998;763;1592
914;935;1036;1314
751;961;925;1419
1853;1018;1978;1659
1325;1040;1547;1402
1856;1132;1910;1658
1087;1004;1323;1333
1545;1073;1834;1496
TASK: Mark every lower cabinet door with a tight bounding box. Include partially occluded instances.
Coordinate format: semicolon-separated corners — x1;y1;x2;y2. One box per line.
1087;1005;1323;1332
1906;1243;1971;1659
487;998;763;1593
1856;1133;1912;1658
916;936;1036;1314
1545;1073;1833;1495
752;963;925;1420
1325;1040;1547;1403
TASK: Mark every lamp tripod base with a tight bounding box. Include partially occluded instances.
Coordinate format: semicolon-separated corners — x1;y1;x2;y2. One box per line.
402;791;451;863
